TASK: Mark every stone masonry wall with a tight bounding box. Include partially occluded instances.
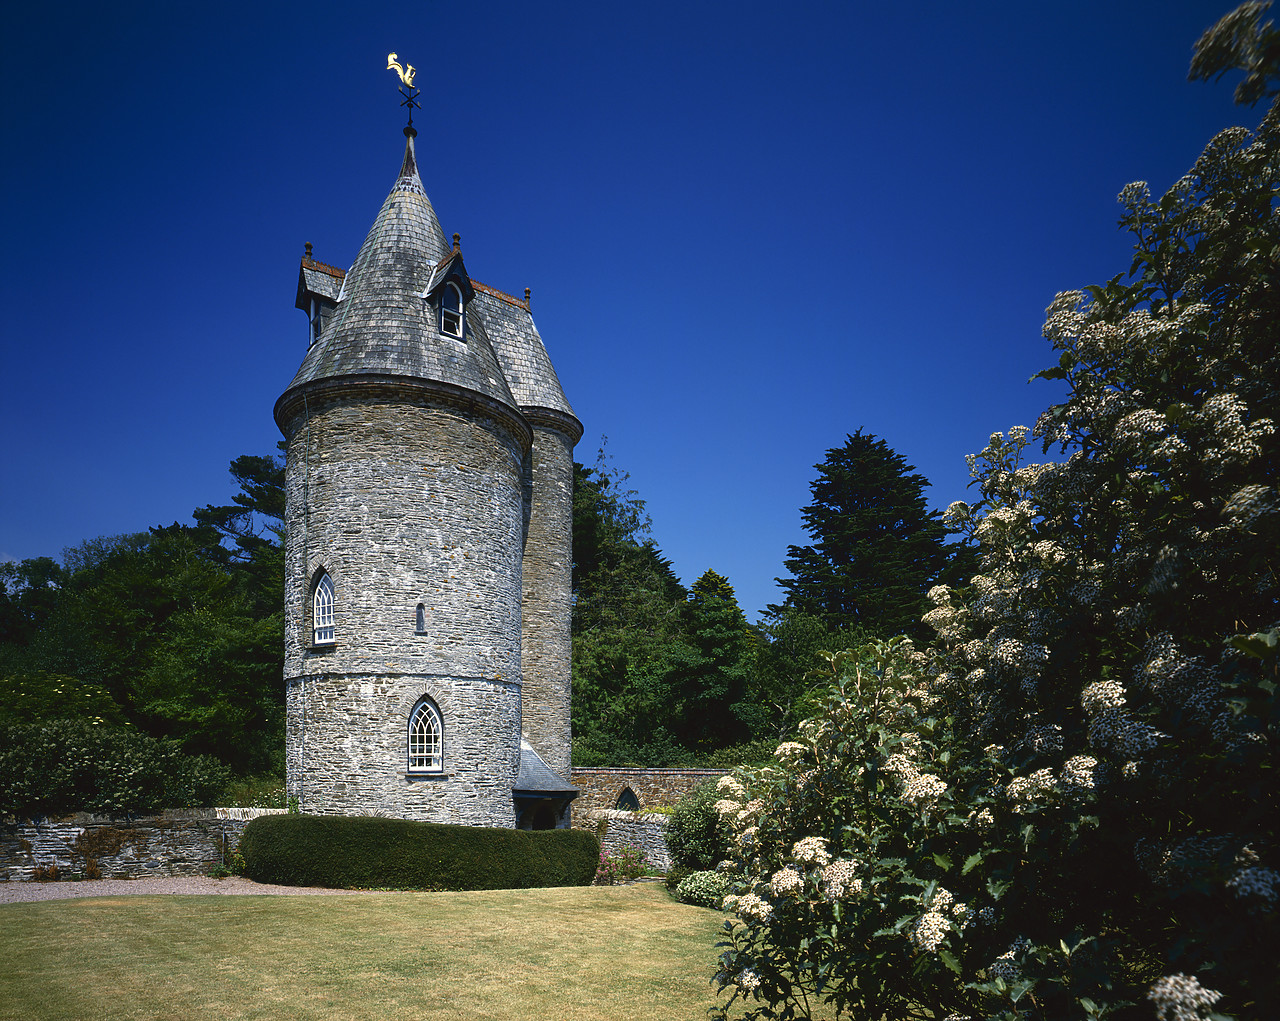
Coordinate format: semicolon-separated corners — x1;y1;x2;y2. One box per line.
0;809;285;881
571;768;725;813
286;672;521;825
518;422;575;778
280;387;526;827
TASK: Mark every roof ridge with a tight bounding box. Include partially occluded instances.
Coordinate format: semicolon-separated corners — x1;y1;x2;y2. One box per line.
301;257;346;280
469;278;529;311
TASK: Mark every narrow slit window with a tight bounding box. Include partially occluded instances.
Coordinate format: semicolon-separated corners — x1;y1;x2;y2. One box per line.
415;603;426;633
313;571;335;645
408;698;443;773
441;282;463;338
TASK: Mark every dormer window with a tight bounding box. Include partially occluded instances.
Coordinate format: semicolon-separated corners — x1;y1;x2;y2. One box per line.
441;282;464;338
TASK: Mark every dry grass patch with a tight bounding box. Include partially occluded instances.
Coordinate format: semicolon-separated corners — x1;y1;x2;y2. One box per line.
0;883;758;1021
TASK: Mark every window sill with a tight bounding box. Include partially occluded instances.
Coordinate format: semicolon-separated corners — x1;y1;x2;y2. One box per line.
405;771;451;780
306;643;336;654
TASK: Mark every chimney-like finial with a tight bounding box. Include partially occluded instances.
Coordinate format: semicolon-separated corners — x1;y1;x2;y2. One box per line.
304;242;313;260
524;287;531;306
453;233;461;252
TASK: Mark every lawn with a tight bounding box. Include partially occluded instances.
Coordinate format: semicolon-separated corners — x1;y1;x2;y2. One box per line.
0;883;746;1021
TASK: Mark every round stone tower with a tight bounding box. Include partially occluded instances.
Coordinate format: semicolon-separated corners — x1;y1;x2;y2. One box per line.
276;129;580;827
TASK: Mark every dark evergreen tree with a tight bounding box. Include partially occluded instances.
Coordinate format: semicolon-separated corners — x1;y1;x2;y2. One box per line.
776;430;971;637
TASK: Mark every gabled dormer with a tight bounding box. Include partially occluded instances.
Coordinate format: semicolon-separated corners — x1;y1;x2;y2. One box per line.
295;243;347;346
421;234;476;342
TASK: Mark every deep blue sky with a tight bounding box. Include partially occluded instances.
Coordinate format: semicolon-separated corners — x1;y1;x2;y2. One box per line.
0;1;1254;620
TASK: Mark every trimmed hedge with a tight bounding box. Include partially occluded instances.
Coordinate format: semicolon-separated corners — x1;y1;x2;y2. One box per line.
240;814;600;890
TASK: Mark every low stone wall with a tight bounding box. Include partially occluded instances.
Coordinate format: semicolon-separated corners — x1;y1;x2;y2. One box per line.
0;809;287;881
571;767;724;813
574;809;673;872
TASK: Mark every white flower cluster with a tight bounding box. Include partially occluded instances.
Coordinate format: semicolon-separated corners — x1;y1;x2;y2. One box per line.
1057;755;1100;798
1147;973;1222;1021
735;968;762;992
910;910;950;952
902;773;949;807
1005;769;1056;810
769;867;804;897
1221;483;1276;531
716;776;745;798
819;859;862;900
735;893;773;924
737;799;764;823
714;799;740;817
968;806;995;830
1081;680;1126;713
792;836;832;866
773;741;807;761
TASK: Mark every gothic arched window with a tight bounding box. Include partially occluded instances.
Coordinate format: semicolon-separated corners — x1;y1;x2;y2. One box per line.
441;282;464;338
312;570;335;646
408;697;443;773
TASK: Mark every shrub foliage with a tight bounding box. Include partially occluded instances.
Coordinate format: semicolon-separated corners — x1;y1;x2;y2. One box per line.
0;718;229;817
239;814;599;891
712;8;1279;1020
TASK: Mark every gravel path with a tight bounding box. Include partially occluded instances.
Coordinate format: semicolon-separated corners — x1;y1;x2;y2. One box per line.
0;876;386;904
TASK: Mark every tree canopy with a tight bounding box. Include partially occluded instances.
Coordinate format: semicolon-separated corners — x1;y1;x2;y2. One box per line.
776;430;972;638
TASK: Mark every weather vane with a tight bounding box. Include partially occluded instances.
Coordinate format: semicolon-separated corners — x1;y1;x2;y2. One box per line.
387;53;420;131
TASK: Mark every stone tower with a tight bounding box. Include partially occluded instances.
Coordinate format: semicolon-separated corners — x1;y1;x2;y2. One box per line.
275;127;582;829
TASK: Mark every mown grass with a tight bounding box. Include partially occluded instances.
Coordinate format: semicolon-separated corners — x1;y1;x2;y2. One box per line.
0;883;753;1021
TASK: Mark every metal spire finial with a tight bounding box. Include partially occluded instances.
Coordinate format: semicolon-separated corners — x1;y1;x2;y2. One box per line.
387;53;421;133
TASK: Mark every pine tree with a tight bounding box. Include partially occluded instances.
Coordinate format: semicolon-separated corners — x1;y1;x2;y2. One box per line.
777;430;969;637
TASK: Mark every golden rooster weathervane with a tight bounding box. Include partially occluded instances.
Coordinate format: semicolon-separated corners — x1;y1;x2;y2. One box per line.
387;52;421;132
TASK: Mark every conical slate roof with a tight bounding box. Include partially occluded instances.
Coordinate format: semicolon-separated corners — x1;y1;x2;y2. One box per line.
472;284;580;433
279;135;517;411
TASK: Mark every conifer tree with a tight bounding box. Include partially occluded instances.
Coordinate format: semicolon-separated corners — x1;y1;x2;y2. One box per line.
777;430;969;637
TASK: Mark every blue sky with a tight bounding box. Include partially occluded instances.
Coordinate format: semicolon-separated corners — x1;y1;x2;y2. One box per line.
0;1;1253;620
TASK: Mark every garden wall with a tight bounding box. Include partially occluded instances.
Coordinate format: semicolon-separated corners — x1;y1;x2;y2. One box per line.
571;767;723;813
0;808;286;881
574;809;673;872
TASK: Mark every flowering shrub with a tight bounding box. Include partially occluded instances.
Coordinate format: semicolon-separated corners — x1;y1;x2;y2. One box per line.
676;869;730;908
593;843;649;884
0;718;230;816
714;9;1278;1018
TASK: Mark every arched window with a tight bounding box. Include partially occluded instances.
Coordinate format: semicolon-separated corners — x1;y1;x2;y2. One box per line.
415;603;426;633
312;570;335;645
614;786;640;811
408;697;443;773
440;282;463;338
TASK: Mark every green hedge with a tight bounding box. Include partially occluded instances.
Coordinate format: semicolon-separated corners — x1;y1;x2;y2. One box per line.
240;814;600;890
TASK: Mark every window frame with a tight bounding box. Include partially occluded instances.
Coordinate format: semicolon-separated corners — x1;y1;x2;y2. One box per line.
312;570;335;646
407;696;444;774
440;281;464;338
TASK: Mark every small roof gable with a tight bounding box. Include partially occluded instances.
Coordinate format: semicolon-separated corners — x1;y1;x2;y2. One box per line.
295;255;346;311
514;738;578;797
422;248;476;304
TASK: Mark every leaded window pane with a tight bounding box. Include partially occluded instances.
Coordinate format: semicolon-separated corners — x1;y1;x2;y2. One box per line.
313;572;335;645
408;700;442;772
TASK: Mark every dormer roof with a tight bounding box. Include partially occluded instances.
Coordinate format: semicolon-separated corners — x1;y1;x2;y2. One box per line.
295;254;345;311
277;134;518;418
